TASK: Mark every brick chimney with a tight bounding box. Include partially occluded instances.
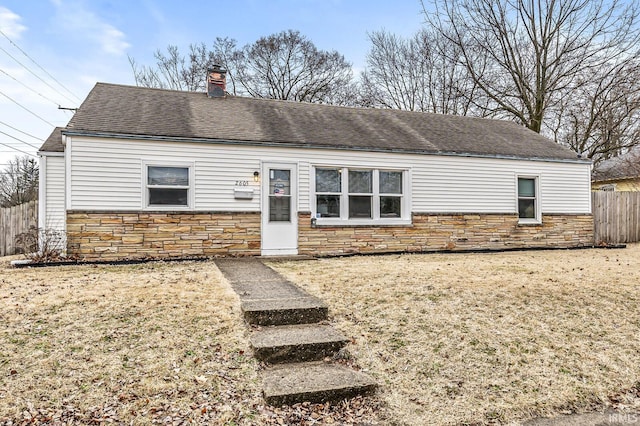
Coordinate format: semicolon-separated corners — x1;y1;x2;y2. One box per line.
207;65;227;98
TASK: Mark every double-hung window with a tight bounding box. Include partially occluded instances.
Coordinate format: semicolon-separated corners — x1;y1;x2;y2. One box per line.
146;165;191;208
314;167;408;224
348;170;373;218
517;176;539;223
379;171;403;218
315;168;342;218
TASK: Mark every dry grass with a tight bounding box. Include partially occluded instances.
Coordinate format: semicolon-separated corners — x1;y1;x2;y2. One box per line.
0;259;263;424
0;258;381;425
3;245;640;425
270;245;640;425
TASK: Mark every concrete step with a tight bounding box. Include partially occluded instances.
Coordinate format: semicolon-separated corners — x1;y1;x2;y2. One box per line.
251;324;349;364
262;362;377;406
241;297;328;326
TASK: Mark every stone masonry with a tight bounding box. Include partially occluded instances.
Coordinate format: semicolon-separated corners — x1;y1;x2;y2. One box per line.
66;211;593;260
66;211;261;261
298;212;594;257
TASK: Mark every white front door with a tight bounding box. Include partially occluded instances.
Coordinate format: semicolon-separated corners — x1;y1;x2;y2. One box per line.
261;163;298;256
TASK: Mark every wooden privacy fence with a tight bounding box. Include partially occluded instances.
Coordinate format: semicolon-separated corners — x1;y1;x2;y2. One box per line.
592;191;640;244
0;200;38;256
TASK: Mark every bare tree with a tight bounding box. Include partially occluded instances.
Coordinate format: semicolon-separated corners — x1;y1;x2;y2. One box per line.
360;29;483;115
0;155;38;208
424;0;640;133
130;38;239;94
129;30;354;104
554;61;640;164
233;30;353;103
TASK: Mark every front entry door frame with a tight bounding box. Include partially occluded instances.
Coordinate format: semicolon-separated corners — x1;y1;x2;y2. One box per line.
261;162;298;256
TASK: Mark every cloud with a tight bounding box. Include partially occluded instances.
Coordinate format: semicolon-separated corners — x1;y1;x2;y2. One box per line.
51;0;130;56
0;7;27;39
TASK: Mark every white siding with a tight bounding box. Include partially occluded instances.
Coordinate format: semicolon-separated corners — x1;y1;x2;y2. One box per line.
43;156;66;230
68;136;592;214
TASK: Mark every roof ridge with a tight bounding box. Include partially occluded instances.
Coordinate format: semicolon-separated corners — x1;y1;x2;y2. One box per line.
90;82;523;127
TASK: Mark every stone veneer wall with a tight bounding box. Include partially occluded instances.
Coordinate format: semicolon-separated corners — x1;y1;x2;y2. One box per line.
66;210;594;260
298;212;594;256
66;211;261;260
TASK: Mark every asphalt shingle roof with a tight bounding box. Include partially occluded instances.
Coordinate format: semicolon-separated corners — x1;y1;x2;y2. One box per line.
40;127;64;152
592;146;640;182
41;82;585;162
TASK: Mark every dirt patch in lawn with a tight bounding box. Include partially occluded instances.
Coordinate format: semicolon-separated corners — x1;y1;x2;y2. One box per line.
270;245;640;425
0;259;381;425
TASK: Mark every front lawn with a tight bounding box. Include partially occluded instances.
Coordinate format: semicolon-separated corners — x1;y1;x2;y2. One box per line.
2;244;639;425
0;260;378;425
270;244;640;425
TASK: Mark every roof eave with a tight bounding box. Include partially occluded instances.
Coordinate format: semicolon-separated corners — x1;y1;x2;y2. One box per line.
61;130;591;165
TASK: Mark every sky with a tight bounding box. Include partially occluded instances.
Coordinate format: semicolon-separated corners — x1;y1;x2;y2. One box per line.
0;0;427;169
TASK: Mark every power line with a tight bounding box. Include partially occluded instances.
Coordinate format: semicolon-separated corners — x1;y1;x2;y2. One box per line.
0;28;81;102
0;89;55;126
0;130;41;149
0;66;61;107
0;120;42;140
0;139;36;157
0;44;78;105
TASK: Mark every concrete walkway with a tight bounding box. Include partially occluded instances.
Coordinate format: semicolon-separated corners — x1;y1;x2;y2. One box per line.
215;258;376;405
216;258;329;326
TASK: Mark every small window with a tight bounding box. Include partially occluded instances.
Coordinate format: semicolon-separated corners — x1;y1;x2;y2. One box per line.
517;177;537;220
147;166;190;207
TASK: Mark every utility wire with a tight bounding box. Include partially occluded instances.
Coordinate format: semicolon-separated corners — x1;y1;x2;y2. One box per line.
0;139;35;157
0;130;41;150
0;44;77;105
0;66;61;107
0;120;42;140
0;90;55;126
0;28;81;102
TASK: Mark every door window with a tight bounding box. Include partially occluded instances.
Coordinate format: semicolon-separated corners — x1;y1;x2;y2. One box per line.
269;169;291;222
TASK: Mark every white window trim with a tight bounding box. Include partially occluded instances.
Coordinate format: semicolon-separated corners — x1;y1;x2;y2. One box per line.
142;161;195;210
312;166;411;226
516;175;541;224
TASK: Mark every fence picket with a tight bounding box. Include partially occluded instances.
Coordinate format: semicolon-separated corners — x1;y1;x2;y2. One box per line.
0;200;38;256
592;191;640;244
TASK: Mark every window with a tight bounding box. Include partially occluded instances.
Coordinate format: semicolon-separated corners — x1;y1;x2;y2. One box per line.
315;168;341;218
314;167;408;223
379;171;402;218
268;169;291;221
349;170;372;218
517;177;538;222
147;166;190;207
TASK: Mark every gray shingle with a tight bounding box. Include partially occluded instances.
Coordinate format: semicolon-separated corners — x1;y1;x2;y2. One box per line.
52;82;584;162
39;127;64;152
592;146;640;182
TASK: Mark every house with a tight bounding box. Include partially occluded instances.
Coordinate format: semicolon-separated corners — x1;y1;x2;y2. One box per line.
38;72;594;260
592;146;640;191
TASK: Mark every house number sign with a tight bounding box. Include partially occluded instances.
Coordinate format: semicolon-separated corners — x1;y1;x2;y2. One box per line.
235;180;249;186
